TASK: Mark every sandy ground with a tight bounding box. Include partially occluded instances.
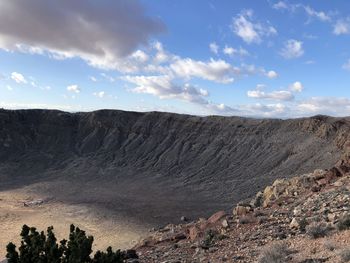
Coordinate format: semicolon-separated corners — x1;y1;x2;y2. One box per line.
0;187;148;259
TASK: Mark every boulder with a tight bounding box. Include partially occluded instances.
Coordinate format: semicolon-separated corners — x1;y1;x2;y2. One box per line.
207;211;226;224
233;205;251;216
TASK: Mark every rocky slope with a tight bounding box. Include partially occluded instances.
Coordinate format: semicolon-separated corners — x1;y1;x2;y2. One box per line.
0;109;349;226
135;145;350;262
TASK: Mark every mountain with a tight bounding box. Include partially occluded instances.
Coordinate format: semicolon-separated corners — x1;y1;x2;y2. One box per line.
0;109;349;225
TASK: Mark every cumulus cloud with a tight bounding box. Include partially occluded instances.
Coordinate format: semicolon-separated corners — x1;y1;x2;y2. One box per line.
123;75;208;104
334;18;350;35
247;89;294;101
209;42;219;54
272;1;289;10
289;81;303;92
280;39;304;59
0;0;164;69
231;10;277;44
93;91;105;98
237;103;288;118
123;75;236;114
223;45;249;57
11;72;27;84
266;70;278;79
170;58;236;84
303;6;331;22
67;84;80;94
296;97;350;116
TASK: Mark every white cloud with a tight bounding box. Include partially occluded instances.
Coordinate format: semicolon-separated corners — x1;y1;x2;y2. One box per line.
296;97;350;116
153;41;170;64
0;101;77;111
334;19;350;35
170;58;235;83
272;1;289;10
231;10;277;44
247;89;294;101
266;70;278;79
223;45;249;57
280;39;304;59
0;0;164;70
93;91;105;98
67;84;80;94
289;81;303;92
273;3;331;23
303;6;331;22
89;76;97;82
124;75;208;104
123;75;236;114
11;72;27;84
343;59;350;71
238;103;288;118
131;50;149;63
6;85;13;91
209;42;219;54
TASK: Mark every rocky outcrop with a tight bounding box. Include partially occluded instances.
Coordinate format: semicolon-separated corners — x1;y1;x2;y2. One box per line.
135;153;350;262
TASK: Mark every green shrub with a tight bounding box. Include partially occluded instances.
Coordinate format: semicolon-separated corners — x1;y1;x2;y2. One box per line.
6;224;136;263
200;229;218;249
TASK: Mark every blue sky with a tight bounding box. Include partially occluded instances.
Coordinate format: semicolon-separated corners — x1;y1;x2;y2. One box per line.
0;0;350;118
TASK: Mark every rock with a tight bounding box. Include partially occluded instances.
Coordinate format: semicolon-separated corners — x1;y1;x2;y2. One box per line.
327;213;338;223
290;218;300;229
207;211;227;224
293;207;302;217
272;179;290;197
233;205;251;216
263;186;275;207
188;226;201;240
221;219;229;228
333;180;344;187
250;191;263;207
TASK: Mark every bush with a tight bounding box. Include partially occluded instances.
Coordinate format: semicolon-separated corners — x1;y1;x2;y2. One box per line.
200;229;218;249
337;214;350;231
258;242;290;263
6;224;136;263
306;222;329;239
339;248;350;262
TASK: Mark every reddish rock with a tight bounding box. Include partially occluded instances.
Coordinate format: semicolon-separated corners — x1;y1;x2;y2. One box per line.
207;210;227;224
188;225;202;240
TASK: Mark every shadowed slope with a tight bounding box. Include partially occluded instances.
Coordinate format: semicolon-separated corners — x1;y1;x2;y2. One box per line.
0;109;349;224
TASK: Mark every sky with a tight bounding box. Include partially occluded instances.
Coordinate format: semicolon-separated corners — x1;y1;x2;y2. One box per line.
0;0;350;118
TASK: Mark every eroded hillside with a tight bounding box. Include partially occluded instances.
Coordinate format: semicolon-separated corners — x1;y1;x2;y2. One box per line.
0;110;349;221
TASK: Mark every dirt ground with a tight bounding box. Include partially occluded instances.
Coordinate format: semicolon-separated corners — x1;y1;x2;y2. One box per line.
0;186;148;259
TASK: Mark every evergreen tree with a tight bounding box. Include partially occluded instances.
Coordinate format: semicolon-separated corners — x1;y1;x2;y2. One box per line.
5;224;130;263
